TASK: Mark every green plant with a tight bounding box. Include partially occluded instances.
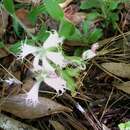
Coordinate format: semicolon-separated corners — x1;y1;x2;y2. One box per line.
80;0;128;36
118;121;130;130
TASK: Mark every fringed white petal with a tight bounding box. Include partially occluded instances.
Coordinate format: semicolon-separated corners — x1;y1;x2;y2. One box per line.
43;31;64;49
46;52;67;68
32;55;43;71
44;73;66;94
18;44;39;59
42;57;55;72
26;81;41;107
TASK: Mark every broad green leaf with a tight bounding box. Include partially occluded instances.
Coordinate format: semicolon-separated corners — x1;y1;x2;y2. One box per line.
82;20;90;34
28;4;46;24
12;17;23;37
66;68;80;77
9;41;22;53
44;0;64;21
3;0;15;14
74;47;83;56
68;28;82;41
34;24;49;41
109;12;119;23
80;0;100;9
56;0;64;3
87;12;100;21
87;28;102;43
61;69;76;93
108;1;119;11
82;13;100;34
59;19;75;38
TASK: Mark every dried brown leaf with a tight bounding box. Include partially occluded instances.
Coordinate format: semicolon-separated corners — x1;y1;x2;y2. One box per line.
0;95;72;119
101;62;130;79
114;81;130;94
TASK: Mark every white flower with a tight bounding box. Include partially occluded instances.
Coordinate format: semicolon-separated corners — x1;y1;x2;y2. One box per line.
5;78;22;85
82;50;96;60
25;81;41;107
43;30;64;49
18;44;40;60
91;42;99;53
46;52;68;68
44;72;66;94
18;30;66;72
82;43;99;60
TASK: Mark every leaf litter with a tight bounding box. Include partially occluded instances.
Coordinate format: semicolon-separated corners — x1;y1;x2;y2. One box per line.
0;0;130;130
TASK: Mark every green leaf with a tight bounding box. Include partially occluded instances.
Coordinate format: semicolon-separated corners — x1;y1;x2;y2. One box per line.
44;0;64;21
66;68;80;77
3;0;15;14
34;24;49;41
87;28;102;43
68;28;82;41
9;41;22;54
56;0;64;3
82;20;90;34
118;121;130;130
12;17;23;37
28;4;46;24
61;69;76;93
82;12;100;34
87;12;100;21
74;47;83;56
109;12;119;23
80;0;100;9
109;1;119;11
0;42;5;48
119;123;125;130
59;19;75;38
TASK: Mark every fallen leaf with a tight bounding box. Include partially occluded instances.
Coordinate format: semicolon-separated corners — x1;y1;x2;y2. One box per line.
0;95;72;119
101;62;130;79
49;120;66;130
114;81;130;94
64;5;86;25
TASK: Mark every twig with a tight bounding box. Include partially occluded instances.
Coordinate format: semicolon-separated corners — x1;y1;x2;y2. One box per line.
100;88;114;121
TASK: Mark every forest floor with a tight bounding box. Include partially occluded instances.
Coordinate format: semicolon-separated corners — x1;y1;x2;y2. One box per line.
0;0;130;130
